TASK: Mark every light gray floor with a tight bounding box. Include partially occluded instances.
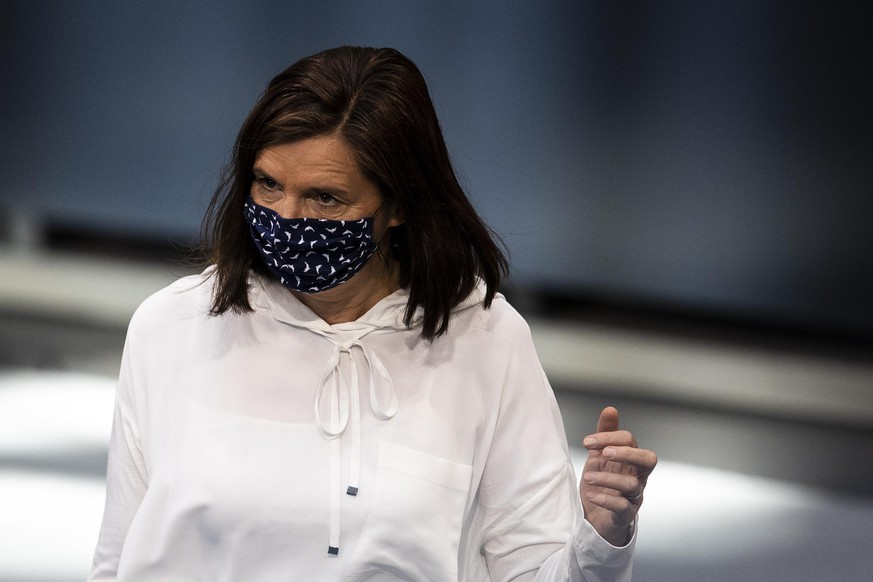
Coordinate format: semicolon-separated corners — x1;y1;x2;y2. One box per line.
1;247;872;581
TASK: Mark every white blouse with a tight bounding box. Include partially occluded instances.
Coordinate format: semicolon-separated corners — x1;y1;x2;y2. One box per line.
88;270;635;581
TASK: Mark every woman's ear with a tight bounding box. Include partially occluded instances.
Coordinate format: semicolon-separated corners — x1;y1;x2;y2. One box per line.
386;201;405;228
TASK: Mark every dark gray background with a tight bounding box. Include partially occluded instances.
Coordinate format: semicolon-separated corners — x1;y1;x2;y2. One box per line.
2;1;871;336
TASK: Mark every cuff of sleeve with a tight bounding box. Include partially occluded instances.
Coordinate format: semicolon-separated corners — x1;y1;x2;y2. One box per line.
571;517;637;578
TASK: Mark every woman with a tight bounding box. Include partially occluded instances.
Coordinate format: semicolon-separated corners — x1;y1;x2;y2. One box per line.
89;46;657;581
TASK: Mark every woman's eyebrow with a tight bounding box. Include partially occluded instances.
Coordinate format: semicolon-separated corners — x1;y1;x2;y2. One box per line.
251;164;274;177
250;163;355;195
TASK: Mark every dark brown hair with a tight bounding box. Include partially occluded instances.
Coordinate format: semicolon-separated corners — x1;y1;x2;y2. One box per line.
201;46;508;339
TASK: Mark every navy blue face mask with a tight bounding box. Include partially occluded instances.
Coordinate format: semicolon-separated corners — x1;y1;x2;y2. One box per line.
244;197;379;293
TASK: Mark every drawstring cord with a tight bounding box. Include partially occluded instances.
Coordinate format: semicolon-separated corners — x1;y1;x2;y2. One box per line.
313;338;398;555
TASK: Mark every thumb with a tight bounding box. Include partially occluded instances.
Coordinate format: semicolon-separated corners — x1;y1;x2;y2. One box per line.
595;406;620;434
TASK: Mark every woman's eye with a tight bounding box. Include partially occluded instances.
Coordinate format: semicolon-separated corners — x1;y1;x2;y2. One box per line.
315;192;338;205
258;177;279;190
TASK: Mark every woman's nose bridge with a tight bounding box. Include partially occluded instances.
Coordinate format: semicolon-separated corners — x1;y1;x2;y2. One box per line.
274;195;303;219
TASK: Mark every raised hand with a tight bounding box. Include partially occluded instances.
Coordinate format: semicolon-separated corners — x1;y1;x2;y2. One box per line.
580;406;657;546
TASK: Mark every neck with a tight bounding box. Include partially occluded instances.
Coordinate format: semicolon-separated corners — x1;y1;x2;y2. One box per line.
291;253;401;324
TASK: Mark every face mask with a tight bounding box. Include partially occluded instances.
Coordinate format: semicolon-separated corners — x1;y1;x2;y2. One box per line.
244;197;379;293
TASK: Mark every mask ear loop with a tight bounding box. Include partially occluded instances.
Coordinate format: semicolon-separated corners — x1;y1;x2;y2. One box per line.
370;201;397;263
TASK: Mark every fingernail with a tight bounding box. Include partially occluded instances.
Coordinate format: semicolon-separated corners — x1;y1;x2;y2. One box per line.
603;447;616;459
583;437;597;447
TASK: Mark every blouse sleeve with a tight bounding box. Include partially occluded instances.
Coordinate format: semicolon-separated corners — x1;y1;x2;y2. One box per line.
473;320;635;581
86;341;149;581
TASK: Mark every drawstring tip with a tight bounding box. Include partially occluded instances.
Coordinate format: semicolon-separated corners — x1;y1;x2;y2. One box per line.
346;485;359;496
328;546;339;556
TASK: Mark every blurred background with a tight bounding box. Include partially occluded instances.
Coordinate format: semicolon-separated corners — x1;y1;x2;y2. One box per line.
1;1;872;580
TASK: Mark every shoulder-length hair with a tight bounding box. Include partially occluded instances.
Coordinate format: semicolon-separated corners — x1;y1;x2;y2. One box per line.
202;46;508;340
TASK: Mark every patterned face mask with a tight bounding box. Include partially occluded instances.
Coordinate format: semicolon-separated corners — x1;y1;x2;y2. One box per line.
244;197;379;293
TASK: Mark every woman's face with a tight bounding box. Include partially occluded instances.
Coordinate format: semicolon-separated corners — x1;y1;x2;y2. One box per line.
250;134;401;229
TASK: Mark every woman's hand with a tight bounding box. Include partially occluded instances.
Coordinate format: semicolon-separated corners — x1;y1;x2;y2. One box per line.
580;406;658;546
